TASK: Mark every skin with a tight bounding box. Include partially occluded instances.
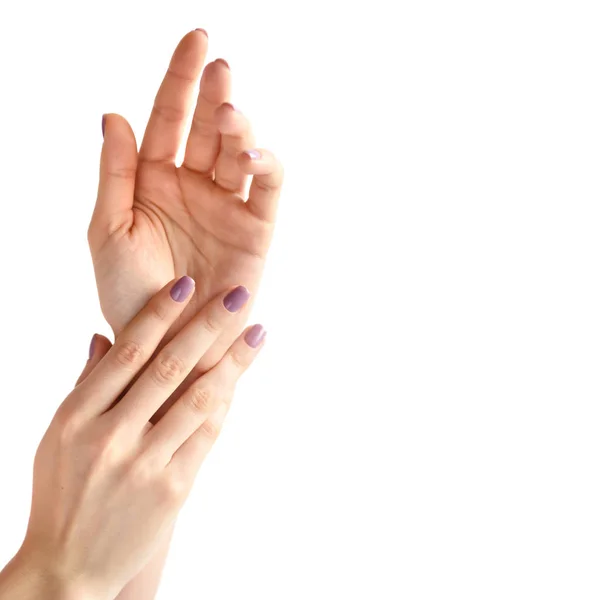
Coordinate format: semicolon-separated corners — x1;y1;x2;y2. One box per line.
88;31;283;597
90;28;283;422
0;277;265;600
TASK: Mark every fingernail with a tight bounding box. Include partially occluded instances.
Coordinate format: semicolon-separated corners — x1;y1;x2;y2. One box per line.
223;102;241;113
223;285;250;312
101;114;106;137
89;334;97;359
170;276;195;302
244;149;261;160
195;28;208;37
245;324;266;348
215;58;230;69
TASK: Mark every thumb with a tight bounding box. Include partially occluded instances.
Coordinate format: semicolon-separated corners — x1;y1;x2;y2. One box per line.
75;334;112;387
88;113;138;251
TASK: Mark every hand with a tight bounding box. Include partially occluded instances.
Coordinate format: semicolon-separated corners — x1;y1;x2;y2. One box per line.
88;29;283;377
18;277;265;600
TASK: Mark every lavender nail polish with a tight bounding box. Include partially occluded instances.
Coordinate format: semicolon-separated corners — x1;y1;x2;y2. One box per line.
89;334;97;359
245;324;266;348
170;276;195;302
223;286;250;312
101;115;106;137
244;149;261;160
215;58;230;69
195;28;208;37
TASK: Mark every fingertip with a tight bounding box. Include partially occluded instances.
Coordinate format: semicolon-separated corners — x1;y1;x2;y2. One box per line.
89;334;97;359
170;275;196;303
244;324;267;349
242;148;262;161
90;334;112;358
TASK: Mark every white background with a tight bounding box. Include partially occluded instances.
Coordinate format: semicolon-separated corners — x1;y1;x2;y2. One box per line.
1;1;600;598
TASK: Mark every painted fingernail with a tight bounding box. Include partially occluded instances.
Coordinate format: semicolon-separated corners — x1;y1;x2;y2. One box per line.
223;285;250;312
245;324;266;348
244;149;262;160
223;102;241;113
170;276;195;302
101;114;106;137
89;334;97;359
195;28;208;37
215;58;229;69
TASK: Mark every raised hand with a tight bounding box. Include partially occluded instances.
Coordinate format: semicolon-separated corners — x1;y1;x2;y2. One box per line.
88;29;283;382
8;277;265;600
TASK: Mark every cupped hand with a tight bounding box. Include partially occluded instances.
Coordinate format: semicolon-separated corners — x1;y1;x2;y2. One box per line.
88;29;283;379
20;276;265;600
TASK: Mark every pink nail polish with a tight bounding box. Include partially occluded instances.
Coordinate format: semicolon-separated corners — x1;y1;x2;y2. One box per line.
245;325;266;348
244;149;261;160
89;334;97;359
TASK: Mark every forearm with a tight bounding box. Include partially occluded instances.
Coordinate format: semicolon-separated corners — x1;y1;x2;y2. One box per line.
113;523;175;600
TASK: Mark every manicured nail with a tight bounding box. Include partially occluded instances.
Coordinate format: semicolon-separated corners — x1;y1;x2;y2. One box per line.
223;285;250;312
215;58;230;69
195;28;208;37
89;334;97;359
245;324;266;348
223;102;241;113
101;114;106;137
170;276;195;302
244;149;261;160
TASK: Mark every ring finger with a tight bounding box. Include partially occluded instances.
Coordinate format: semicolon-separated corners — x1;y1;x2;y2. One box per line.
182;59;231;175
151;323;267;466
213;102;256;195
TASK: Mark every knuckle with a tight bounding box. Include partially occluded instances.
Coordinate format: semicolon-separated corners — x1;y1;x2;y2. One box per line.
158;474;187;506
129;456;159;488
185;386;214;413
153;102;186;124
89;431;121;469
199;418;221;440
151;353;186;386
106;166;137;181
56;414;81;446
190;116;216;138
203;310;223;335
228;349;250;371
114;340;145;368
254;177;277;193
167;66;196;84
149;297;170;321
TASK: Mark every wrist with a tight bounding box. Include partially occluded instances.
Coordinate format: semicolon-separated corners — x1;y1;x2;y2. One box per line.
0;547;98;600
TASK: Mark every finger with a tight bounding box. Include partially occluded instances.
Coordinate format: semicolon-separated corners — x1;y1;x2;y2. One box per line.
88;113;138;250
113;286;252;430
239;149;284;223
182;59;231;174
139;30;209;163
76;276;196;416
75;334;112;387
152;324;266;465
213;102;255;194
168;399;229;485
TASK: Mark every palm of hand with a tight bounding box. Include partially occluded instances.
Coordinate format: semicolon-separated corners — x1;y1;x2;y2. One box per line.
94;162;272;367
89;30;282;376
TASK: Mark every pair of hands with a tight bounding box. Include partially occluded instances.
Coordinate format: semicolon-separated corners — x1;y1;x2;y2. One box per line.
0;28;282;599
20;277;264;600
